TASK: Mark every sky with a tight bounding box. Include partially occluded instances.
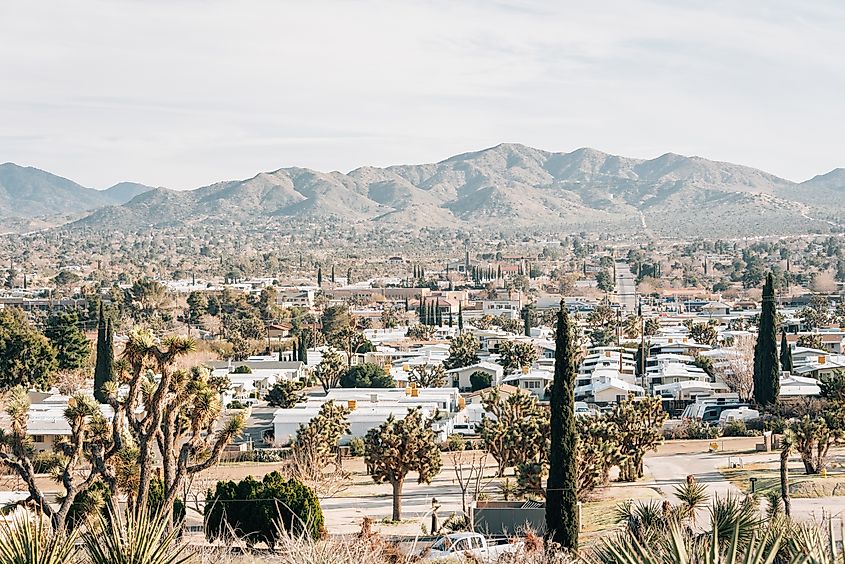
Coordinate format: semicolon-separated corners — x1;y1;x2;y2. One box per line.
1;0;843;189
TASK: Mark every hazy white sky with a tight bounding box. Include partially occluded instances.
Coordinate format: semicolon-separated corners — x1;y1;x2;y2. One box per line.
1;0;843;189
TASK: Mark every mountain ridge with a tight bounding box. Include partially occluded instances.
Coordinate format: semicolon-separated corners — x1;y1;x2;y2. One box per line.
3;144;844;237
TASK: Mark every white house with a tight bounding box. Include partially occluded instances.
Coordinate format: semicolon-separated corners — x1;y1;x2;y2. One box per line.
445;361;504;391
501;368;553;400
271;387;465;445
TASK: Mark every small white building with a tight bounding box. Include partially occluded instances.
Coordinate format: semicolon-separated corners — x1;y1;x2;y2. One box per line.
501;368;553;400
445;361;504;391
271;387;465;445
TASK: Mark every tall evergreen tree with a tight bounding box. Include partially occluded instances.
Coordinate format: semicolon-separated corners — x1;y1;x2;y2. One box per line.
299;337;308;365
523;306;531;337
317;266;322;287
93;305;113;404
546;300;578;550
331;266;335;283
347;267;352;284
780;330;794;373
753;273;781;406
458;303;464;333
435;300;442;326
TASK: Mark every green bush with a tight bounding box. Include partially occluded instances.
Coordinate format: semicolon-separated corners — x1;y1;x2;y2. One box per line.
205;472;323;546
722;420;759;437
347;437;366;457
469;371;492;391
667;420;722;440
227;400;247;409
232;365;252;374
442;434;466;452
32;451;64;474
340;363;393;388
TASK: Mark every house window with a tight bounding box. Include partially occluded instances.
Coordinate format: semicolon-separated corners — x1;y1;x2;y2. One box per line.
32;435;45;443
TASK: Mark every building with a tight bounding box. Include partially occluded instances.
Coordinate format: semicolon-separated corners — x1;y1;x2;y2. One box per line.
271;387;465;445
445;361;504;391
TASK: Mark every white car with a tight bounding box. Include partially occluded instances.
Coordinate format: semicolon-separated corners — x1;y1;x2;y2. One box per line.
426;533;523;561
574;401;594;417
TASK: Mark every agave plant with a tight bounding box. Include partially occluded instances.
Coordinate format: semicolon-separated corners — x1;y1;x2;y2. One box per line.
82;504;193;564
0;514;79;564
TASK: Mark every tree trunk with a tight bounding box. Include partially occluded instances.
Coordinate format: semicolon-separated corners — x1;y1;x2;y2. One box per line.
780;448;791;517
391;478;404;522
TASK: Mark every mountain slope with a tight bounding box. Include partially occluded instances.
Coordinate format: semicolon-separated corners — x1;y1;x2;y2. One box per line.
0;163;154;218
13;144;845;237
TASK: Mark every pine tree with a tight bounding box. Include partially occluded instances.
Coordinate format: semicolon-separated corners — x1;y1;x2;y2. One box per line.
780;330;794;373
546;300;578;550
458;303;464;333
317;267;322;287
331;266;335;283
753;273;781;406
93;305;113;404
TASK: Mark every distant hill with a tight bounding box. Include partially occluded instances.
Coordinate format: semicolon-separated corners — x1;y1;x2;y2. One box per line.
0;163;153;219
6;145;845;237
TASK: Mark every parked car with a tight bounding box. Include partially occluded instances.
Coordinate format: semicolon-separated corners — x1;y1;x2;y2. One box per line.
426;533;523;561
574;401;594;417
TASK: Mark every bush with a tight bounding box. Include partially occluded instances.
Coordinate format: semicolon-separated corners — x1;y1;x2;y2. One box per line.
341;363;393;388
721;420;758;437
469;371;492;392
205;472;324;546
227;400;247;410
247;448;287;463
32;451;64;474
666;420;721;440
348;437;366;457
232;365;252;374
442;434;466;452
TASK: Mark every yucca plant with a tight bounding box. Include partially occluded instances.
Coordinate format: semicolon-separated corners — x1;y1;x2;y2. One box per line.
82;504;193;564
590;519;783;564
0;513;79;564
674;475;709;526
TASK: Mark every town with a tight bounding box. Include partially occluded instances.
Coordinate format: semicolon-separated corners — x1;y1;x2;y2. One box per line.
2;232;845;561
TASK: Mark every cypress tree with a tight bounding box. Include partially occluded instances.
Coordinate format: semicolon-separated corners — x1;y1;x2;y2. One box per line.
523;307;531;337
94;310;114;404
331;266;335;283
458;303;464;333
418;297;426;325
299;337;308;365
753;273;781;406
435;300;442;326
317;267;322;287
347;268;352;284
546;300;578;550
448;311;453;328
780;330;794;373
93;304;106;403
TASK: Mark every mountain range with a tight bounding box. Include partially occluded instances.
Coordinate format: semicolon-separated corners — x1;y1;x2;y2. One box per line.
3;144;844;237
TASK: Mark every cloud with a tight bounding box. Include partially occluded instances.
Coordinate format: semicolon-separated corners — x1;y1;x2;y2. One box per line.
0;0;842;188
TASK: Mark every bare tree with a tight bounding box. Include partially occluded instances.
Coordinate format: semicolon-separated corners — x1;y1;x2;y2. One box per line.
450;449;492;524
718;335;755;402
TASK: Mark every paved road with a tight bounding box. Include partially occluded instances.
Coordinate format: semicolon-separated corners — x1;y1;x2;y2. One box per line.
614;261;637;313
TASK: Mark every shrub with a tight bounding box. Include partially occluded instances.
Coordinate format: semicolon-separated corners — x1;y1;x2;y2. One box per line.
227;400;247;410
722;420;758;437
348;437;366;457
205;472;324;546
341;363;393;388
32;451;64;474
667;420;721;440
231;365;252;374
443;434;466;452
469;371;492;391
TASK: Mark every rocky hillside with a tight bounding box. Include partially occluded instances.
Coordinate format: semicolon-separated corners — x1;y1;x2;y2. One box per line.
0;163;153;219
6;144;844;237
